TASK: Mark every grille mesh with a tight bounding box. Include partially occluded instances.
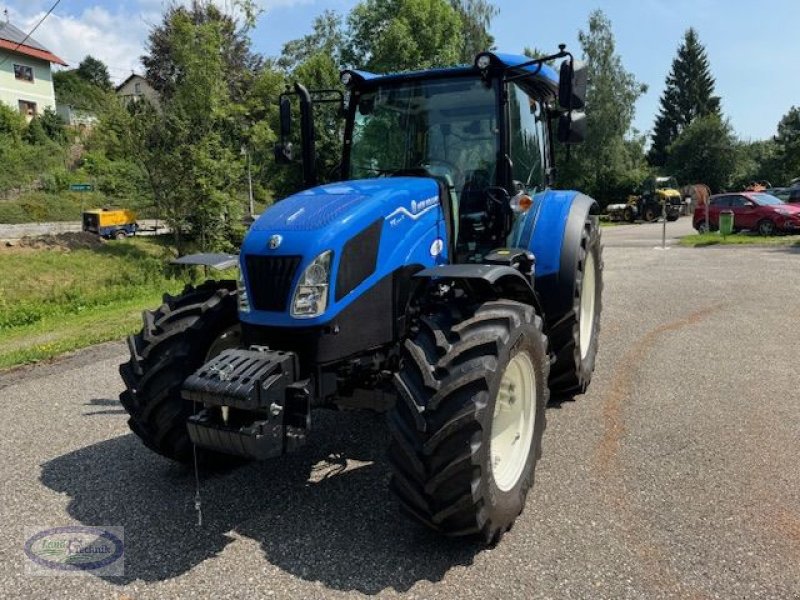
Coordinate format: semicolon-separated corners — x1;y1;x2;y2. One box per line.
245;255;302;312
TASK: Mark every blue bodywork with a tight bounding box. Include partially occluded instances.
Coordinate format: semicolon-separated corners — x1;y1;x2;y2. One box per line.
240;177;448;327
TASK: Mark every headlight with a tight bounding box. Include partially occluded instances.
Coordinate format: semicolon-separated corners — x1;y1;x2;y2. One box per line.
237;268;250;313
291;251;332;318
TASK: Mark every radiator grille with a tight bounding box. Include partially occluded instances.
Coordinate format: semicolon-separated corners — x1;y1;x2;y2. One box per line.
244;255;302;312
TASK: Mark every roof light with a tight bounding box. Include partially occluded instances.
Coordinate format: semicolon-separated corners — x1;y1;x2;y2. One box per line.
476;54;491;70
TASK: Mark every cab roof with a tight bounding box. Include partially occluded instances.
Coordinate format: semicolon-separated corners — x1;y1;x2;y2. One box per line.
343;52;560;93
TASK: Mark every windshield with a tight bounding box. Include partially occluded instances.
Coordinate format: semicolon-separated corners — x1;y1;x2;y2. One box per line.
753;193;784;206
656;177;679;189
348;77;498;195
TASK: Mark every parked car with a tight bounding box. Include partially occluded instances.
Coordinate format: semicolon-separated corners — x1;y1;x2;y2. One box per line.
693;192;800;235
766;187;791;202
787;187;800;204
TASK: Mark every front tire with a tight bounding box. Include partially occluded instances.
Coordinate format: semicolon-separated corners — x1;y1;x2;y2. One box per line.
119;280;241;465
758;219;776;236
389;300;549;544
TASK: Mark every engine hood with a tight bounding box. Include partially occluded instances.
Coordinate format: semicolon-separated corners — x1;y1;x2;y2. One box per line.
240;177;447;327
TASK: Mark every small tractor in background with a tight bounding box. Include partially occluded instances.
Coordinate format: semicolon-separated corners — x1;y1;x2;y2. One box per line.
607;175;682;222
119;47;603;544
82;208;138;239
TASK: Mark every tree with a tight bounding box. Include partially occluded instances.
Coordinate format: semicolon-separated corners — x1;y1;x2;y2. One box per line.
278;10;344;71
648;28;720;166
53;70;112;110
666;115;737;192
76;55;112;89
559;10;648;205
142;0;262;103
770;106;800;184
450;0;497;63
343;0;462;72
126;4;250;253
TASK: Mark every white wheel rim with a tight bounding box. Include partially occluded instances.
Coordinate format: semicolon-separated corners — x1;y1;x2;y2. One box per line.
579;252;596;360
490;352;537;492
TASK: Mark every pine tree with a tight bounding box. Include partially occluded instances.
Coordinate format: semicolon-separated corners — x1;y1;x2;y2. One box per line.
648;28;720;166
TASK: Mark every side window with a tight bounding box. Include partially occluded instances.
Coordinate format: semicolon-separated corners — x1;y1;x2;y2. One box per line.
710;197;729;208
508;83;546;192
728;195;747;208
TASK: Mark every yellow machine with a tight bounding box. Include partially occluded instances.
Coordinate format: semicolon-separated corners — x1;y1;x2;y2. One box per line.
82;209;138;239
623;176;682;222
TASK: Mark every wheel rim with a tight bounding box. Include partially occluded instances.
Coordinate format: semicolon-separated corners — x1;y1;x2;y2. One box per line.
205;325;241;361
760;221;774;235
579;252;597;360
490;352;536;492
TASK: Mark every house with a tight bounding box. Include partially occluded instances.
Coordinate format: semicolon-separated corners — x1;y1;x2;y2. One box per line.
115;73;159;106
0;18;66;121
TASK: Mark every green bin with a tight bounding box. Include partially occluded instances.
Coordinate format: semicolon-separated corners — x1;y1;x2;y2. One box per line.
719;210;734;236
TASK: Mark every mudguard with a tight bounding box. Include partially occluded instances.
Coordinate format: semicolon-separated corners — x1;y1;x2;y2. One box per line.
509;190;599;319
172;253;239;270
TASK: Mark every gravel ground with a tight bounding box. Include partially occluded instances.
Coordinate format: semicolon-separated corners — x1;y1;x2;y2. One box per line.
0;221;798;598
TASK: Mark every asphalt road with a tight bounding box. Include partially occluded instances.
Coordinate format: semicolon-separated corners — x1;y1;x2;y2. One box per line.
1;220;799;598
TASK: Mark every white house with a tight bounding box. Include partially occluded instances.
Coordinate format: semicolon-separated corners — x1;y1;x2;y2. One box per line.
0;19;67;120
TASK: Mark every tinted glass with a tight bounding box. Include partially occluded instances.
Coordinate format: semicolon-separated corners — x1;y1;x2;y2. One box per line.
508;83;546;191
349;77;498;197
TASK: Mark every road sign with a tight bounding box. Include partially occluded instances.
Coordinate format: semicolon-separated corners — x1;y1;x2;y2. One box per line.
69;183;93;192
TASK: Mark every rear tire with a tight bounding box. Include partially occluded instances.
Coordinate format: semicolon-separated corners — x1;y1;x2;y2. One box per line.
389;300;549;544
547;218;603;396
119;280;242;466
758;219;776;236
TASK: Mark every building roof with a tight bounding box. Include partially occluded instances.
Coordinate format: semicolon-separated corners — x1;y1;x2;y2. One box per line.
0;20;67;66
115;73;147;92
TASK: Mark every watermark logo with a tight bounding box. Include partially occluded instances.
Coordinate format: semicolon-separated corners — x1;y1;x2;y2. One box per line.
24;526;124;576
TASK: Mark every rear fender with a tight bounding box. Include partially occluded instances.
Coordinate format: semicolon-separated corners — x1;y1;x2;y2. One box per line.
510;190;599;318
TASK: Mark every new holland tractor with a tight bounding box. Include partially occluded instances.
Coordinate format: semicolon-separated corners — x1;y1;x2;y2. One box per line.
119;48;603;544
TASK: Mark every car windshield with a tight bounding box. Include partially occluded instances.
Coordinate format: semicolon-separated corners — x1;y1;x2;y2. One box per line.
348;76;498;194
753;193;784;206
656;177;679;189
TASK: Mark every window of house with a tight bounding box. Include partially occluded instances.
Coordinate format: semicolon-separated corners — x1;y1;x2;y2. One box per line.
18;100;37;117
14;64;34;82
507;82;547;192
134;82;141;94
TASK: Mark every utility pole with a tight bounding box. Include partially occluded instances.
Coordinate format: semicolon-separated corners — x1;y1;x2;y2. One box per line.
247;148;254;218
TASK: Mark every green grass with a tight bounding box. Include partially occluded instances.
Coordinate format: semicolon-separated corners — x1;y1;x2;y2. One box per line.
0;236;193;369
680;232;800;247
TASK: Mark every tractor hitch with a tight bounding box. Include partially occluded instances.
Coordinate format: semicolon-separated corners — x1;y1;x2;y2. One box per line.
182;348;311;460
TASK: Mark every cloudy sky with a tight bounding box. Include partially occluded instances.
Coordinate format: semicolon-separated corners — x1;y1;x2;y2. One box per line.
5;0;799;140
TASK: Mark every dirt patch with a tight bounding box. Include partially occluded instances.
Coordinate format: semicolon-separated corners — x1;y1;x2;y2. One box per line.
5;232;105;252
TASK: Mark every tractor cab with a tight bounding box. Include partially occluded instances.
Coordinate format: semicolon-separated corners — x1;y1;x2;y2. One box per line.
276;50;587;265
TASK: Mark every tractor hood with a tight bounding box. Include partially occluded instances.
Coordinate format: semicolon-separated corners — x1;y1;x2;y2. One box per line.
240;177;447;327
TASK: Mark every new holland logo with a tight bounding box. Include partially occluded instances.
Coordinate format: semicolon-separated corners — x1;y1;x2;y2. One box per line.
268;234;283;249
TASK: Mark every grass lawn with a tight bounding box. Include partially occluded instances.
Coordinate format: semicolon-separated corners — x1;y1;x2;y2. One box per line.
680;232;800;247
0;236;194;370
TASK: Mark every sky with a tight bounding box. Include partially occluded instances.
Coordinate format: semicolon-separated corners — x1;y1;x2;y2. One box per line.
4;0;800;140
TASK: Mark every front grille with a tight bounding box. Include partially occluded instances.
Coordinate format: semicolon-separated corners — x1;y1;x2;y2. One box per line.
245;255;302;312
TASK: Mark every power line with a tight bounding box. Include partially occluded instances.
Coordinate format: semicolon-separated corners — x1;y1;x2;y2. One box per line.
0;0;64;68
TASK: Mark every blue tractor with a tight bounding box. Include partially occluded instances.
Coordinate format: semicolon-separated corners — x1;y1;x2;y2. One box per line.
119;48;602;543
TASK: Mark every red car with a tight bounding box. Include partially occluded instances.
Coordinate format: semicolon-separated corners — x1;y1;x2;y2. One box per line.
693;192;800;236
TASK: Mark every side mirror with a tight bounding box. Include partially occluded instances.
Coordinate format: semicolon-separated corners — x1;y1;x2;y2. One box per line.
559;59;587;111
557;111;587;144
279;96;292;140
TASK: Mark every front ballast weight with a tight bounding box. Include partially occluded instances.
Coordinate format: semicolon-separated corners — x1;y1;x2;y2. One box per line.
182;347;311;460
